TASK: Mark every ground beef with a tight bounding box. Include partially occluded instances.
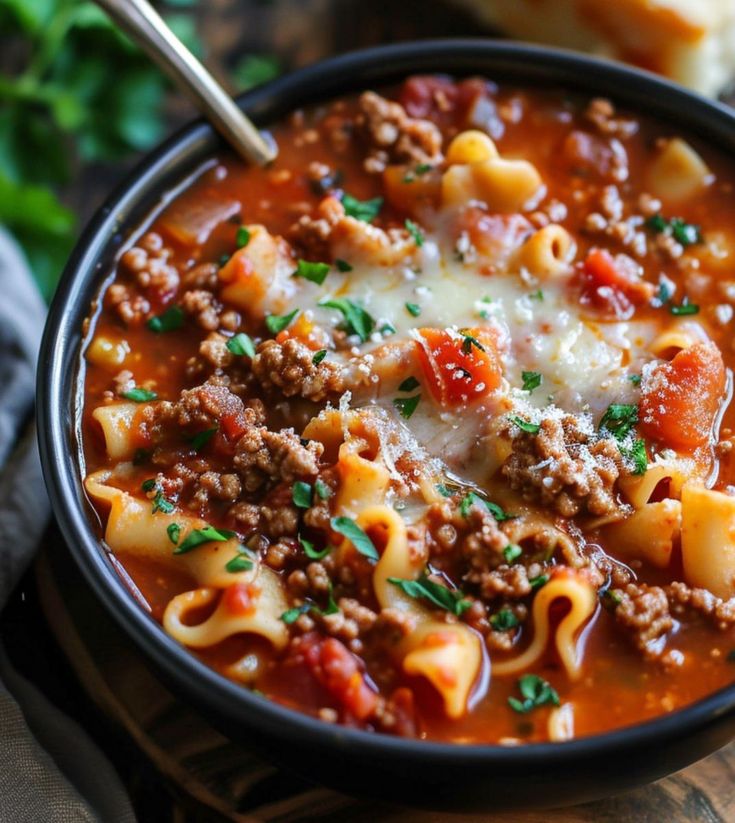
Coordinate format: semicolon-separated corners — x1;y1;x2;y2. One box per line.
112;369;135;397
233;426;322;493
180;289;221;331
371;607;417;645
198;332;234;370
252;338;347;402
583;98;638;140
356;91;443;174
190;471;241;507
611;583;674;660
372;688;417;737
263;538;299;571
182;262;219;291
501;414;624;518
473;564;539;602
107;283;150;326
665;582;735;629
120;232;179;299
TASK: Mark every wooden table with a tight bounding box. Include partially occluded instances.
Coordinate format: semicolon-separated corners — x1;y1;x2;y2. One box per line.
38;1;735;818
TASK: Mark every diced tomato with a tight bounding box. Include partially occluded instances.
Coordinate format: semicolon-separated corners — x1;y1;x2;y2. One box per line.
414;327;502;406
302;634;378;720
222;583;258;616
399;76;496;133
640;341;726;451
562;131;628;181
580;248;655;319
456;208;533;272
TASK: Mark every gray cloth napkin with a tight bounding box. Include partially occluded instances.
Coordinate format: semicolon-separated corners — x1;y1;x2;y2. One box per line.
0;227;136;823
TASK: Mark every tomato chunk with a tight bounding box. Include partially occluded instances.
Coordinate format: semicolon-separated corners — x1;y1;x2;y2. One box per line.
414;327;502;406
581;249;655;318
222;583;258;616
640;341;726;450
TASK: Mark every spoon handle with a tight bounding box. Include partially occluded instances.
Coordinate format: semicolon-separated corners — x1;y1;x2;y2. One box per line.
94;0;276;166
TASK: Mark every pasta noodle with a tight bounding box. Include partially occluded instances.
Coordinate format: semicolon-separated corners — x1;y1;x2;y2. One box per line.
681;484;735;598
602;500;680;569
92;403;140;460
515;224;576;279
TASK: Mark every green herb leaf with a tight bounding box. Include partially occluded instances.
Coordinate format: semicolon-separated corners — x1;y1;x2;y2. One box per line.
509;416;541;435
225;554;254;573
388;574;471;616
460;332;485;354
393;394;421;419
403;163;432;182
319;298;375;342
122;387;158;402
314;479;332;500
341;193;383;223
435;483;454;498
141;479;157;493
646;214;702;246
189;427;217;451
294;258;330;285
236;226;251;248
503;543;522;564
490;609;519;631
621;438;647;475
599;404;638;441
300;535;331;560
281;603;311;624
459;492;515;521
147;305;184;333
405;219;424;247
152;491;175;515
670;299;699;316
529;289;544;301
521;371;542;393
657;280;673;304
226;332;256;358
265;308;298;334
174;525;236;555
292;481;313;509
330;516;379;562
508;674;560;714
335;258;353;272
398;376;420;392
405;302;421;317
628;374;641;385
312;349;327;365
167;523;181;545
529;574;549;591
380;321;397;336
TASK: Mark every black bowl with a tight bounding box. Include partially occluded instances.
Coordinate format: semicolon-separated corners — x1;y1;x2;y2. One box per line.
37;40;735;811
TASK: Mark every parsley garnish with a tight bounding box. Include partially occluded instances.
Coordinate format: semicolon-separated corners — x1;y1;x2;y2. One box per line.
628;374;641;386
330;516;379;562
319;298;375;342
529;289;544;301
281;604;311;624
529;574;549;591
380;321;397;336
405;219;424;247
405;302;421;317
670;299;699;316
393;394;421;419
646;214;702;246
314;479;331;500
388;574;471;616
300;535;331;561
657;280;673;305
402;163;432;183
335;258;353;272
226;333;256;358
521;371;542;393
147;305;184;333
174;525;236;555
503;544;522;564
236;226;251;248
122;387;158;402
398;376;420;392
341;193;383;223
460;332;485;354
510;416;541;434
621;438;647;475
225;553;254;573
312;349;327;365
459;492;515;521
189;427;217;451
151;491;174;515
265;309;298;334
490;609;519;631
292;481;313;509
599;404;638;441
508;674;560;714
219;253;231;268
141;479;157;493
294;259;330;285
167;523;181;545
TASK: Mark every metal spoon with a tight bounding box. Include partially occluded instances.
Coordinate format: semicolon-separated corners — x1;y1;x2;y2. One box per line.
94;0;276;166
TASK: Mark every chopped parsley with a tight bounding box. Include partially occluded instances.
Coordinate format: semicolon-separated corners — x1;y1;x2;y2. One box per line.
388;573;471;616
459;492;515;521
319;298;375;342
529;574;549;591
529;289;544;301
141;479;157;493
402;163;432;183
281;604;311;624
670;299;699;316
621;438;647;475
314;479;332;500
646;214;702;247
294;258;330;285
490;609;519;631
405;302;421;317
599;403;638;441
405;219;424;247
398;376;420;392
225;553;254;573
503;543;522;564
226;332;256;358
292;481;313;509
122;387;158;403
312;349;327;365
300;535;331;561
174;525;236;555
521;371;542;393
265;308;298;334
393;394;421;419
510;415;541;435
330;516;379;562
218;253;231;268
166;523;181;545
628;374;642;386
460;332;485;354
147;305;184;333
656;280;674;305
151;492;174;514
189;427;218;451
379;321;397;336
508;674;560;714
236;226;251;248
335;258;353;272
341;193;383;223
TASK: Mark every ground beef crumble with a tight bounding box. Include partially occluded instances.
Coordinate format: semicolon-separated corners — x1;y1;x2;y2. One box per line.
611;583;674;661
252;338;347;402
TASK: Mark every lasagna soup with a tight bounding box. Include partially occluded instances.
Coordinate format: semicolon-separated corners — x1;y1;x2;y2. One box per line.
82;76;735;744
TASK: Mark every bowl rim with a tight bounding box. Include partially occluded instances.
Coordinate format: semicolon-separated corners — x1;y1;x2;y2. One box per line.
37;38;735;766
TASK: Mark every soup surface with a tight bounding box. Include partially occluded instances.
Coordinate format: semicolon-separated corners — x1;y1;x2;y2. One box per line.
82;76;735;744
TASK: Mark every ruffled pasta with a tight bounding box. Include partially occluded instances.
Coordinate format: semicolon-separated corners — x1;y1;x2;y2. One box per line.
681;484;735;598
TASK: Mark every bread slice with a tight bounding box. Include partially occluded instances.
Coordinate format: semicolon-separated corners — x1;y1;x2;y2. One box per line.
452;0;735;96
